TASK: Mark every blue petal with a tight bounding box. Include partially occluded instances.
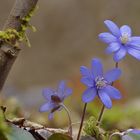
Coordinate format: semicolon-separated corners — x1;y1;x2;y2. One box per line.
58;81;72;99
127;47;140;60
105;42;121;54
48;113;54;120
127;43;140;51
91;58;103;77
104;20;121;37
98;90;112;109
80;66;91;77
42;88;55;100
81;77;93;87
82;88;97;103
130;36;140;44
113;47;126;62
58;81;65;92
99;32;117;43
120;25;132;37
104;68;121;83
122;135;133;140
62;88;72;99
130;129;140;135
103;85;122;99
39;102;54;112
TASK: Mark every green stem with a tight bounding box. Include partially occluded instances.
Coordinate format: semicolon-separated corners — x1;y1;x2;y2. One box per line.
77;103;87;140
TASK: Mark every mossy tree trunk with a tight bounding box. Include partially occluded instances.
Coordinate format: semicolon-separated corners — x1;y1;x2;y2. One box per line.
0;0;38;91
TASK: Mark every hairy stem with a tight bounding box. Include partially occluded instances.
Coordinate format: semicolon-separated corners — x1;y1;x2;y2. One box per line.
62;104;73;137
77;103;87;140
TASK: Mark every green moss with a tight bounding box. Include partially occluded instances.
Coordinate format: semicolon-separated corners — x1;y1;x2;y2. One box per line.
83;116;106;140
0;29;20;47
0;6;38;48
18;6;37;47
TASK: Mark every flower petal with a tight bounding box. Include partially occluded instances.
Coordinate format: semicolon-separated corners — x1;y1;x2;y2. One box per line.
39;102;54;112
99;32;117;43
105;42;121;54
64;88;72;97
58;81;65;92
127;43;140;51
120;25;132;37
104;68;121;83
122;135;133;140
130;129;140;135
81;77;93;87
130;36;140;44
104;20;121;37
113;47;126;62
103;85;122;99
58;81;72;99
98;90;112;109
91;58;103;77
82;88;97;103
42;88;55;100
48;113;54;120
80;66;92;77
127;47;140;60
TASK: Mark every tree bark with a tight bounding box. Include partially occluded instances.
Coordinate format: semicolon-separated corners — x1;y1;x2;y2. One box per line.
0;0;38;91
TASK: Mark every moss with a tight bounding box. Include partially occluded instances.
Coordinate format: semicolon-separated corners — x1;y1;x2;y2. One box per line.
0;6;38;48
18;6;38;47
0;29;20;47
83;116;106;140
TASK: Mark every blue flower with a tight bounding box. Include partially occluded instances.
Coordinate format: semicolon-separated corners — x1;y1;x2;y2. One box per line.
110;129;140;140
80;58;121;109
39;81;72;119
99;20;140;62
122;129;140;140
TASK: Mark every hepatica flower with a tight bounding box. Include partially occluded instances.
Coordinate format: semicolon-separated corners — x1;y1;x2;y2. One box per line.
121;129;140;140
80;58;121;109
99;20;140;62
40;81;72;119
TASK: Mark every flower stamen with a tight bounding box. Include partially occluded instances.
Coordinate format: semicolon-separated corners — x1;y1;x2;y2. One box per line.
95;76;107;89
120;33;129;45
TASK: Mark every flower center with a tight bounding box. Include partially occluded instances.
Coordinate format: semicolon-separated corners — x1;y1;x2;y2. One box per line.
51;95;61;104
120;33;129;45
95;76;107;89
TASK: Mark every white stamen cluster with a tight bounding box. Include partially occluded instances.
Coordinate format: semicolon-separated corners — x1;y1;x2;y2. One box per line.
120;33;130;45
95;76;107;89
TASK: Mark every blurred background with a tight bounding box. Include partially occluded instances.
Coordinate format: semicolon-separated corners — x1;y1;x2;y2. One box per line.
0;0;140;132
